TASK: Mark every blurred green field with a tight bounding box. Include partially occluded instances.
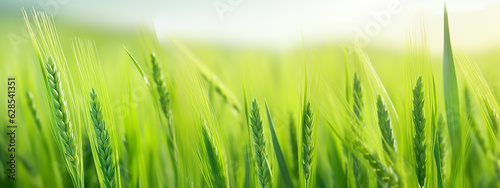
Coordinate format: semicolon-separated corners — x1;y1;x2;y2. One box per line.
0;6;500;188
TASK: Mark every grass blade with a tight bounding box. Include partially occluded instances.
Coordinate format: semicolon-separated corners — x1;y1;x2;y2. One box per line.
443;3;461;160
264;102;294;188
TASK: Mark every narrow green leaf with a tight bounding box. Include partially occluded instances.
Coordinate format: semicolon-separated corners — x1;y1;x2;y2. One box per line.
265;101;294;188
443;3;461;157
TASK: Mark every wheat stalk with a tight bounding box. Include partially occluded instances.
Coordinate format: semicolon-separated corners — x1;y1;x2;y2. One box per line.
89;88;117;188
46;56;81;186
250;99;271;188
302;101;314;186
412;76;426;187
377;95;394;153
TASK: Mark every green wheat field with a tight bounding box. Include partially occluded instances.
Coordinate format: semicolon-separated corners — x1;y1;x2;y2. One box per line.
1;5;500;188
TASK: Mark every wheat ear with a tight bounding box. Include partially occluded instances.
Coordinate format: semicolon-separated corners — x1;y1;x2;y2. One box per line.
151;53;178;183
412;76;426;187
27;91;43;130
377;95;394;153
46;56;81;186
302;101;314;185
90;88;117;187
353;140;399;187
250;99;271;188
352;73;364;187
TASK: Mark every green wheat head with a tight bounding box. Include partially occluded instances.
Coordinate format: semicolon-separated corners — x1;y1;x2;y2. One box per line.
377;95;394;153
353;140;399;187
302;101;314;185
26;91;42;130
46;56;81;186
151;52;178;183
352;72;364;187
250;99;271;188
90;88;116;188
353;73;363;123
486;102;499;136
201;123;229;188
412;76;426;187
151;53;170;116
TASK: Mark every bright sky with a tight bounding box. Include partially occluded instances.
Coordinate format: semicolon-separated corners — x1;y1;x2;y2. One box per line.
4;0;500;52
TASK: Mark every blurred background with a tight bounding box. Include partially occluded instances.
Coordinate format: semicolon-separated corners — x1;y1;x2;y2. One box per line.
2;0;500;53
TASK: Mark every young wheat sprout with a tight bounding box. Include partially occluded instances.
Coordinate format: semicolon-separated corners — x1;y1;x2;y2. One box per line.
302;101;314;186
90;88;116;187
377;95;394;153
46;56;81;186
412;76;426;187
250;99;271;188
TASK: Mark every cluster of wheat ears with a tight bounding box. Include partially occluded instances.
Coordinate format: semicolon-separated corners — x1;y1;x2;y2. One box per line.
7;5;500;188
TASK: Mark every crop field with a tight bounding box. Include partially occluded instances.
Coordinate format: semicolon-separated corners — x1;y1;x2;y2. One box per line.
0;3;499;188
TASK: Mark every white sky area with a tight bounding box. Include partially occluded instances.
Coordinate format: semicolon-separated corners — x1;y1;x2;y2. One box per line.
4;0;500;52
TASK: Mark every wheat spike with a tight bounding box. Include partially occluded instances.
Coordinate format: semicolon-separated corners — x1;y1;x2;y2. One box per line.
90;88;116;187
250;99;271;188
412;76;426;187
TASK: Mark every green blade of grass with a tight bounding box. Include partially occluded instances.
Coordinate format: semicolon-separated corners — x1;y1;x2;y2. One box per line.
443;3;461;160
264;101;294;188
